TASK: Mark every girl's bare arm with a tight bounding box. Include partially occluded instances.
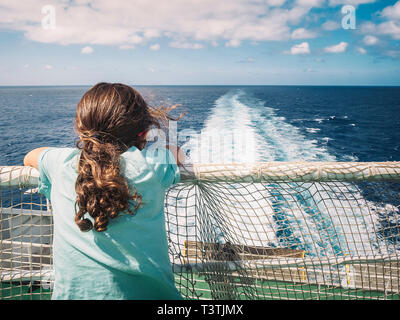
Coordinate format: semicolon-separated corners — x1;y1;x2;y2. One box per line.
24;147;49;169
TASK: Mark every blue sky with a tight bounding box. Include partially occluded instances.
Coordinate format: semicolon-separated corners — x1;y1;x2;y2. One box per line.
0;0;400;85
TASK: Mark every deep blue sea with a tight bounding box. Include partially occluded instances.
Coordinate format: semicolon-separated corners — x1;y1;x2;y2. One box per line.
1;85;399;166
1;86;400;260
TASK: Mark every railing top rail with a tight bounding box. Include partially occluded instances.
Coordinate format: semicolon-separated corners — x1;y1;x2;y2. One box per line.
0;166;40;189
180;161;400;183
1;161;400;189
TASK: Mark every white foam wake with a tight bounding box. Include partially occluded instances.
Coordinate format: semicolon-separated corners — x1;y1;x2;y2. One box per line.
168;89;396;266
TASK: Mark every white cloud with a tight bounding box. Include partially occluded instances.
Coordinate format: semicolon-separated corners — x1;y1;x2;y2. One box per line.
370;2;400;40
144;29;161;38
381;1;400;20
169;41;203;49
265;0;286;6
357;47;367;54
329;0;376;6
361;20;400;40
376;21;400;39
225;39;241;47
363;35;378;46
296;0;325;7
286;42;311;54
149;43;160;51
360;21;376;34
385;50;400;59
44;64;53;69
81;46;93;54
0;0;320;49
324;41;348;53
322;20;340;31
211;40;218;47
291;28;318;39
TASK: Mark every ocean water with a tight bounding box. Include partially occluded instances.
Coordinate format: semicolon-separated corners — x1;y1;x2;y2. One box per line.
1;85;400;260
1;85;399;165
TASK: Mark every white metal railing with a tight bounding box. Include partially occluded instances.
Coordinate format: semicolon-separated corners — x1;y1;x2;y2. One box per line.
1;163;400;300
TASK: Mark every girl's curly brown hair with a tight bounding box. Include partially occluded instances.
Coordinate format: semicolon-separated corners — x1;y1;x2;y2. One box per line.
74;82;181;232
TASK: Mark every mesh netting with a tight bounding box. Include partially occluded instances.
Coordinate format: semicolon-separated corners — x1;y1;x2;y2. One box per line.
0;167;52;299
1;163;400;300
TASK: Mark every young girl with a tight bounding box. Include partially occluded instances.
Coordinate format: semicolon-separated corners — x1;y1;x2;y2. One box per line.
24;82;185;300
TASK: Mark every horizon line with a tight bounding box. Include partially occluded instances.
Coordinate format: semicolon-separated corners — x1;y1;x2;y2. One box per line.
1;84;400;88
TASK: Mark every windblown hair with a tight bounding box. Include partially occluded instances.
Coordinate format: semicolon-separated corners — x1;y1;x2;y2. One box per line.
74;82;181;232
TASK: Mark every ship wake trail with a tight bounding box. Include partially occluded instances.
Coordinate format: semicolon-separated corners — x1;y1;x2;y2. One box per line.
170;89;398;262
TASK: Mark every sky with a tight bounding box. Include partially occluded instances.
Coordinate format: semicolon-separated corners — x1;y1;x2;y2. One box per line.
0;0;400;86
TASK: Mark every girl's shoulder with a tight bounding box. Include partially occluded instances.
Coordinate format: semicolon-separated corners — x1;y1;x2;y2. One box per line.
39;147;79;168
122;146;180;189
37;147;80;199
40;146;78;158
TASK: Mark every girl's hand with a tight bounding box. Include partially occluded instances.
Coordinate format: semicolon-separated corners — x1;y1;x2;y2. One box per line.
166;145;186;166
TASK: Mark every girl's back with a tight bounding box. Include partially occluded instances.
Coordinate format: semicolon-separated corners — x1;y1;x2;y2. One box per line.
25;83;184;300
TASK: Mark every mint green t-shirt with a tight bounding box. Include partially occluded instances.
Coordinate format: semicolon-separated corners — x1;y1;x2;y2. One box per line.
38;146;182;300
